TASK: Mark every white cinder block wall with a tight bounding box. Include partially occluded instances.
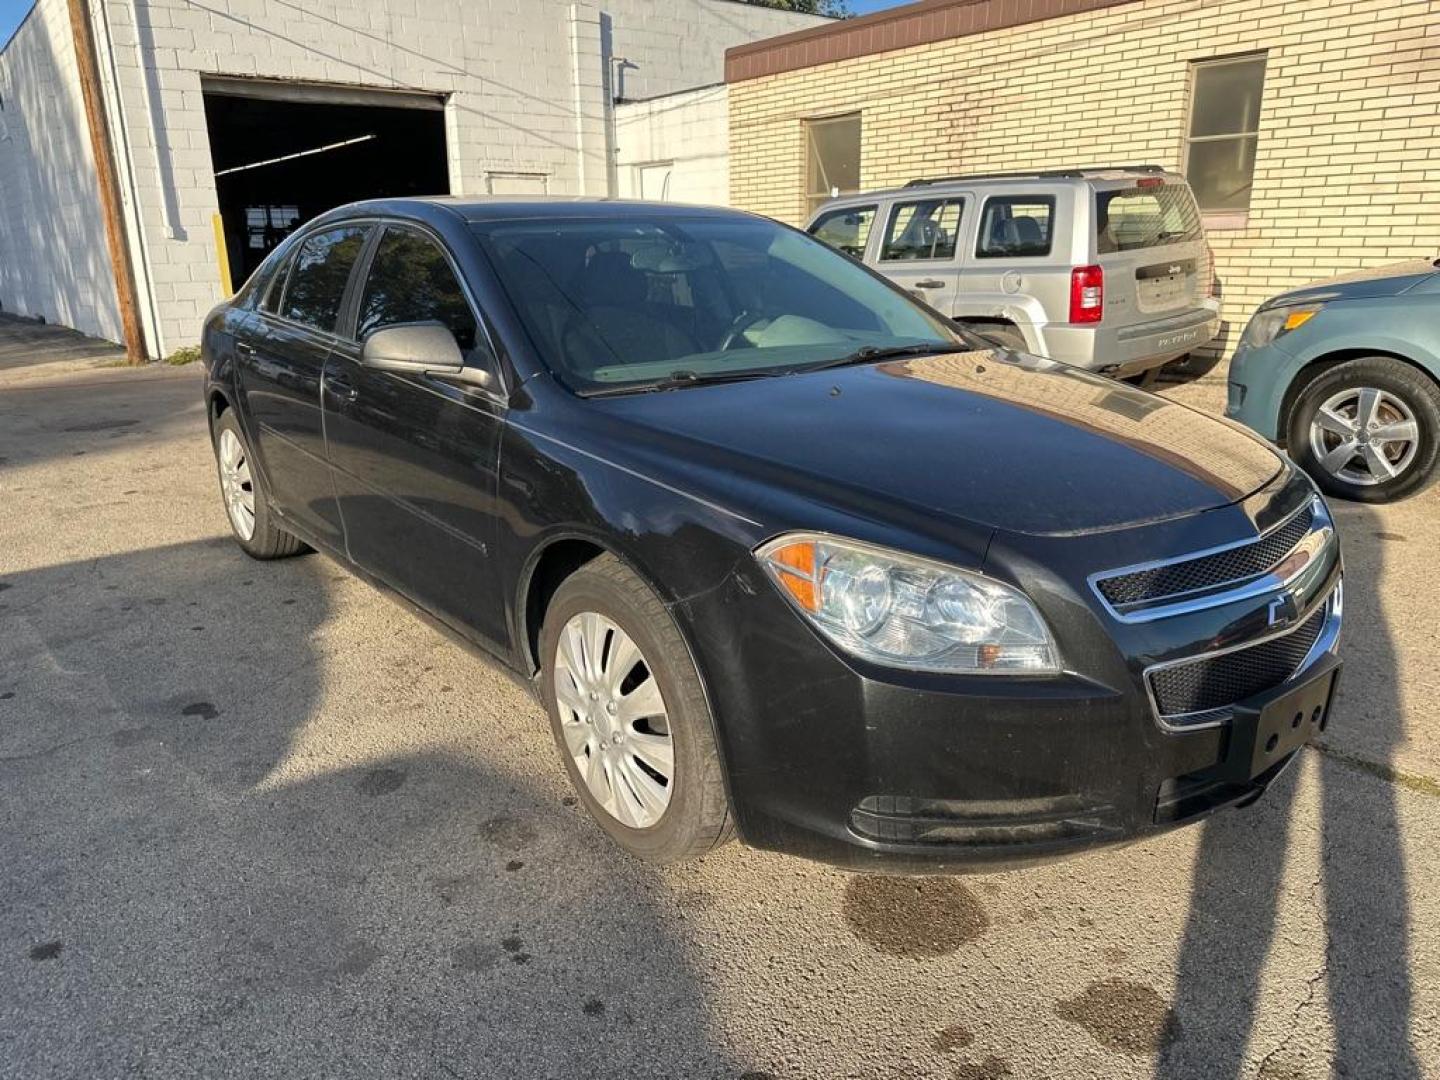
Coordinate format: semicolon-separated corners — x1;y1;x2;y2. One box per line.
0;0;826;354
0;0;123;340
615;84;729;205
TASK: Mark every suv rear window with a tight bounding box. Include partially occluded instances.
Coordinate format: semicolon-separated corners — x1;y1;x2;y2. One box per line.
807;205;876;259
976;196;1054;258
1095;185;1202;253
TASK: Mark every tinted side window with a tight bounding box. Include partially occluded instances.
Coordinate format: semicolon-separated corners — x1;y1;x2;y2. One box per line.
281;226;370;332
808;205;876;259
881;198;963;261
976;196;1055;258
258;250;292;314
357;228;478;352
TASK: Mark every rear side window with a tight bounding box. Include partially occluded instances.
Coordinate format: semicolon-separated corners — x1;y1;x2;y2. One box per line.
807;205;876;259
976;196;1055;258
281;225;370;332
1095;185;1203;254
881;198;964;261
357;227;478;352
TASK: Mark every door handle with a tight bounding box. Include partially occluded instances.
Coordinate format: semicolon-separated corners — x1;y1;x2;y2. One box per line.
326;374;358;404
235;341;256;357
914;279;946;290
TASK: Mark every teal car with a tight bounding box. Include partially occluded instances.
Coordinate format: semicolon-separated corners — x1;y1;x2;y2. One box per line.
1227;258;1440;502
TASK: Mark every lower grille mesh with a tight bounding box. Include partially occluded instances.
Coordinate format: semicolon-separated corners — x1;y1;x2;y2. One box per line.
1149;603;1327;717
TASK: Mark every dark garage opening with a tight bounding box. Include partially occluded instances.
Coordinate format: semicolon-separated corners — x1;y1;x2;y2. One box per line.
203;86;449;285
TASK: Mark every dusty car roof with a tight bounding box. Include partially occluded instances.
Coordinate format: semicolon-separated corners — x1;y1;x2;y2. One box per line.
339;196;754;225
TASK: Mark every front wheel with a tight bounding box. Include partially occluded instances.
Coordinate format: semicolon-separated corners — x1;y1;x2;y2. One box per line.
211;410;306;559
539;554;732;864
1287;356;1440;502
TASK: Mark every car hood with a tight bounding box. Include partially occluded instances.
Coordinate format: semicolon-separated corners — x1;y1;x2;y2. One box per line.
1267;258;1440;306
590;350;1285;537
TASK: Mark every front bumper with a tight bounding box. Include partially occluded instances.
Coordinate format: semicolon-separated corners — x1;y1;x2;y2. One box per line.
678;476;1340;873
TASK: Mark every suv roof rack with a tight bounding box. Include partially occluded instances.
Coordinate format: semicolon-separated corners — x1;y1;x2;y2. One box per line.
903;164;1168;187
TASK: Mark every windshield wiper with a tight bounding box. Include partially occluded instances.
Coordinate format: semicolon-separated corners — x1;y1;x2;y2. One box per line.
799;342;973;373
579;367;790;398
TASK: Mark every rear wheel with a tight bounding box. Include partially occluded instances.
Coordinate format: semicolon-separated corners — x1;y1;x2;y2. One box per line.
212;411;306;559
1286;356;1440;502
539;554;732;864
970;322;1028;354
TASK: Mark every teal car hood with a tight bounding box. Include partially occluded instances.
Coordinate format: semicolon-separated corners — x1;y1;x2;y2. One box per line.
1266;258;1440;307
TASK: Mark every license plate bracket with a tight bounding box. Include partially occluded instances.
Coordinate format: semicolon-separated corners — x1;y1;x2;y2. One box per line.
1222;655;1340;782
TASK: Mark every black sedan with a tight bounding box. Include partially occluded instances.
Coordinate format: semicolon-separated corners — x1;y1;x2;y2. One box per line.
201;198;1343;871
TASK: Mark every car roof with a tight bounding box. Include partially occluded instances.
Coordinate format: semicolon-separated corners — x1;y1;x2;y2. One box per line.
812;168;1189;210
313;196;758;228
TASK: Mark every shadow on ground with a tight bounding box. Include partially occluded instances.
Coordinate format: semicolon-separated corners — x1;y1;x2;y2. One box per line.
0;539;741;1078
1159;502;1421;1079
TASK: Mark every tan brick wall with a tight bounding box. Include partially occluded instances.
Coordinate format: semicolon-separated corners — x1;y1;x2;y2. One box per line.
728;0;1440;356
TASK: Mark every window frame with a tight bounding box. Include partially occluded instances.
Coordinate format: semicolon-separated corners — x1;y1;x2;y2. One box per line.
1183;52;1267;226
973;195;1057;260
878;197;966;264
346;219;508;403
803;112;862;220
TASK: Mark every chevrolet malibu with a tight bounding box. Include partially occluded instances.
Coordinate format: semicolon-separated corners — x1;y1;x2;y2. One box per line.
202;198;1343;871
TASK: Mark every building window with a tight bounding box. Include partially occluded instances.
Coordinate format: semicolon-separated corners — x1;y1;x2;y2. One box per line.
1185;54;1267;214
804;113;861;217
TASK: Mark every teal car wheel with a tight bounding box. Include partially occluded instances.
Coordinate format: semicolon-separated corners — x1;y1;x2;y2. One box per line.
1288;356;1440;503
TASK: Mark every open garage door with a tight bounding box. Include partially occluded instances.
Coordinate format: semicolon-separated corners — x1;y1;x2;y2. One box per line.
202;79;449;286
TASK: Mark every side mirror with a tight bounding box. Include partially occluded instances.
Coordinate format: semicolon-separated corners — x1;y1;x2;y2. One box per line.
360;322;495;390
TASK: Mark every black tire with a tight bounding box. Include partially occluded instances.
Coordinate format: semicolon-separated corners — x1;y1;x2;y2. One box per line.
211;410;307;559
970;322;1029;353
1286;356;1440;503
539;554;733;864
1123;365;1164;390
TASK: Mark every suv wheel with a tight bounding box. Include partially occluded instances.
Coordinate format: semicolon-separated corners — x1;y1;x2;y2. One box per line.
212;411;307;558
1287;356;1440;502
539;554;732;864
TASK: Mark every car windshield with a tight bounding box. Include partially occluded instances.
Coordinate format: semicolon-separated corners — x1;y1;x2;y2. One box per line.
471;215;963;394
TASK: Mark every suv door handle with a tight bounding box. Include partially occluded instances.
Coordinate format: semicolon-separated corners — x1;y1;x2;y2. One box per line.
914;279;946;290
235;340;256;357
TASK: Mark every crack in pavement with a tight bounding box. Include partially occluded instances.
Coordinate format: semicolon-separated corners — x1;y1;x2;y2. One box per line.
1310;741;1440;798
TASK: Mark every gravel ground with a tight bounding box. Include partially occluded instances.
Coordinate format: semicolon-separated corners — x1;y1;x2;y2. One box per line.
0;331;1436;1079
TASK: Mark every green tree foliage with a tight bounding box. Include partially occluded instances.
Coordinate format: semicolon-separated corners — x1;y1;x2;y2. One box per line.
741;0;852;16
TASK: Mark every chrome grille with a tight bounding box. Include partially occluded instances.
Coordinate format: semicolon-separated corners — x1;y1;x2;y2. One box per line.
1098;502;1314;608
1148;602;1328;719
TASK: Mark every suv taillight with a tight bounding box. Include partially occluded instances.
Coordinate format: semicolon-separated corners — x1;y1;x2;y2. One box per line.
1070;265;1104;324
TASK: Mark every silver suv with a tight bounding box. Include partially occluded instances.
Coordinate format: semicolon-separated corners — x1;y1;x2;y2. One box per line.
807;166;1221;378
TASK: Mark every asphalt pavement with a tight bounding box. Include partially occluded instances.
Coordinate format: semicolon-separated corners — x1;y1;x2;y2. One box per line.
0;328;1436;1079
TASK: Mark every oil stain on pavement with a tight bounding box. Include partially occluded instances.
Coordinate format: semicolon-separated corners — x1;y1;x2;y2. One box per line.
1054;977;1181;1055
932;1022;975;1052
478;814;537;852
355;766;407;796
842;876;988;957
952;1056;1013;1079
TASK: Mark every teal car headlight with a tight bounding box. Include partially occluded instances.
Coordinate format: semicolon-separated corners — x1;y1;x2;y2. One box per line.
1242;303;1325;350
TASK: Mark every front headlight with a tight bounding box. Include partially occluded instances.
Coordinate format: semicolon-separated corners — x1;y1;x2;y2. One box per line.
1241;304;1323;350
755;533;1060;675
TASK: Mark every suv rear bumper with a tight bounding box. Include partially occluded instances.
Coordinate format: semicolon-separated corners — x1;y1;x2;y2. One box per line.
1040;305;1221;375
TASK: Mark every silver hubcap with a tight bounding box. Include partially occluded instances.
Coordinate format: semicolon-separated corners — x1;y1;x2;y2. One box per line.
1309;387;1420;486
217;428;257;540
553;612;673;829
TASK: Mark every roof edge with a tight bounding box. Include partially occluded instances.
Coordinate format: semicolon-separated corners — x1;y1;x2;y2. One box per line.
725;0;1137;84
